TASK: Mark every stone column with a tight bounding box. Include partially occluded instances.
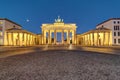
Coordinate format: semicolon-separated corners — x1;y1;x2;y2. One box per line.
22;33;24;46
30;34;31;45
42;30;45;45
20;33;22;46
86;35;88;46
48;30;50;44
28;34;30;46
31;35;33;45
27;34;29;46
6;32;9;45
97;32;99;46
19;33;21;46
83;36;85;46
42;30;44;44
85;34;87;46
72;30;74;44
24;33;26;46
89;34;91;46
31;35;35;45
26;33;28;46
32;35;34;45
67;30;70;44
50;31;52;44
62;30;64;44
103;32;105;46
44;31;46;44
10;33;12;45
74;30;76;44
86;34;89;46
29;35;31;45
19;33;22;46
54;30;56;44
72;31;73;44
92;33;94;46
108;32;110;46
17;33;19;46
13;33;15;46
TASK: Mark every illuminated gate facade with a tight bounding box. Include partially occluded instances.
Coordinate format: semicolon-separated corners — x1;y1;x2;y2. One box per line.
41;16;77;45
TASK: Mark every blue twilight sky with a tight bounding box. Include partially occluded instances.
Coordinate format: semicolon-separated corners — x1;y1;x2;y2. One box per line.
0;0;120;34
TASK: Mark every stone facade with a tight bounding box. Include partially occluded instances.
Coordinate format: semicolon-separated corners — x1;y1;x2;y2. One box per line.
0;18;39;46
1;17;119;46
96;18;120;45
76;27;112;46
41;16;77;45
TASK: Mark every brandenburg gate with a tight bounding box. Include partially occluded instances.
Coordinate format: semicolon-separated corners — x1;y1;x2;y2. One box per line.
41;16;77;45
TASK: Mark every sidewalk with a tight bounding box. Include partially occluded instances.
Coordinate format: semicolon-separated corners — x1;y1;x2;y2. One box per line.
0;45;45;53
0;46;40;58
76;45;120;49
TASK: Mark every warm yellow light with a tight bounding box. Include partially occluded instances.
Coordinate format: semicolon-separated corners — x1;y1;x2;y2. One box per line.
0;21;3;24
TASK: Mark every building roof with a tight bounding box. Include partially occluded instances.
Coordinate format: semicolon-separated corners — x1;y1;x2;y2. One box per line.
79;27;111;36
0;18;22;27
96;18;120;26
93;27;110;30
6;27;36;35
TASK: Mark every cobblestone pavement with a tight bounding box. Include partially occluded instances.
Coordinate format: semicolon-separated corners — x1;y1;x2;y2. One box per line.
0;47;120;80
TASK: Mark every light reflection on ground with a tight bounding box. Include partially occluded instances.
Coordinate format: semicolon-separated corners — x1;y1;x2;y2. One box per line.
42;45;120;55
0;45;120;58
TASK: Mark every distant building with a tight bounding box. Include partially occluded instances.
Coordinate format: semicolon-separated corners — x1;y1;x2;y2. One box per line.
0;18;39;46
96;18;120;45
0;18;22;45
76;27;112;46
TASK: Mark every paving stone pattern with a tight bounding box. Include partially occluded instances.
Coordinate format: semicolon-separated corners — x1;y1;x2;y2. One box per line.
0;50;120;80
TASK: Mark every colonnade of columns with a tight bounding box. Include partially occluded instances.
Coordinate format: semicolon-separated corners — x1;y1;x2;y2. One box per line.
42;30;76;45
4;32;37;46
77;31;111;46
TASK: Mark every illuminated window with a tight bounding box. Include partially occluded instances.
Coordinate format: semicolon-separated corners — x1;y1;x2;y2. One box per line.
0;21;3;24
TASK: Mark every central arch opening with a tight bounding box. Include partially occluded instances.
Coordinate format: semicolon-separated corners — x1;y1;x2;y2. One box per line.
57;32;62;44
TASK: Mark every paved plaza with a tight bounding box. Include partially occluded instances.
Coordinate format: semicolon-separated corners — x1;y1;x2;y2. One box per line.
0;46;120;80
